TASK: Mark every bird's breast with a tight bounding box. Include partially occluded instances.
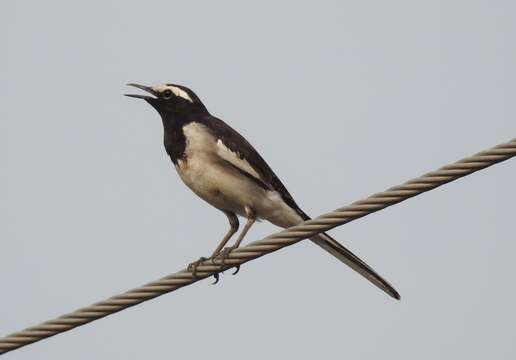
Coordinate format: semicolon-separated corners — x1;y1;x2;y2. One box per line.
175;152;245;214
173;121;303;226
174;122;239;211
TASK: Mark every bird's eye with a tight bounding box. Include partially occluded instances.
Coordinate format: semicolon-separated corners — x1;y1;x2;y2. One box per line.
162;89;173;99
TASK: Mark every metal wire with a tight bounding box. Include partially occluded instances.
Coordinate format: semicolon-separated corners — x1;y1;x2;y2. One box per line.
1;138;515;355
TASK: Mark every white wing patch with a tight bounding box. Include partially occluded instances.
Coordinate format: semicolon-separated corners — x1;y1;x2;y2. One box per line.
216;139;262;181
152;84;193;102
181;122;266;188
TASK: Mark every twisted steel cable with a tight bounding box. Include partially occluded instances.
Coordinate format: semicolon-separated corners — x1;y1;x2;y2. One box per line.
1;138;515;355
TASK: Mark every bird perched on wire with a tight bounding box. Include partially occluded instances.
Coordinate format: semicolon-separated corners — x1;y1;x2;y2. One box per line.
125;83;400;299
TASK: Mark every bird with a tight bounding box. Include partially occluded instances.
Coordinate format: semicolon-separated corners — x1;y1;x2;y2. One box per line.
125;83;400;300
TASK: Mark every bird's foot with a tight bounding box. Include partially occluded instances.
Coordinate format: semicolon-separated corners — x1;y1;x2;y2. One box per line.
187;257;223;285
187;256;209;280
216;246;240;275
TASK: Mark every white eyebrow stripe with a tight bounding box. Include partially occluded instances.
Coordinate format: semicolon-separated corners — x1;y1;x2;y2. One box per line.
153;84;193;102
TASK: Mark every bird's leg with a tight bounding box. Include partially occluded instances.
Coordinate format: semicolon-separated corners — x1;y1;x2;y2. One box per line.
189;211;236;284
210;211;239;259
233;209;256;249
187;212;238;283
219;207;256;274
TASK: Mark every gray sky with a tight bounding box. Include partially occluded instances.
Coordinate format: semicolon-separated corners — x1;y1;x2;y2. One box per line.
2;1;516;359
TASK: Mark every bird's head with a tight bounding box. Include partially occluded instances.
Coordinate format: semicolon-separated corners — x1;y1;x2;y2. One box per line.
125;83;207;117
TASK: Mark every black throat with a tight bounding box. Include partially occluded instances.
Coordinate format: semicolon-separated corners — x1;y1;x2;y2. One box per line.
159;109;209;164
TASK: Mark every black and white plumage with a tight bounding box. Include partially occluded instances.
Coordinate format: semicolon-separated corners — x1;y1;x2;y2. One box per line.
126;83;400;300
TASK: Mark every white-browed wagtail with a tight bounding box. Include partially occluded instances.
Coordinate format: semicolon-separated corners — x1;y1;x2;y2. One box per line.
125;83;399;299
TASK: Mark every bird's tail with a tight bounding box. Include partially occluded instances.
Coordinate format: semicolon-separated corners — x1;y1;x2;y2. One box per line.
310;232;400;300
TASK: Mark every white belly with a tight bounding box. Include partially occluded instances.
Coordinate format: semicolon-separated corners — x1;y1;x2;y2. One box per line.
176;122;303;227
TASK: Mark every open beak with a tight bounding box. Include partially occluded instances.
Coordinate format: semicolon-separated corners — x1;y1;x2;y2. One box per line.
124;83;158;100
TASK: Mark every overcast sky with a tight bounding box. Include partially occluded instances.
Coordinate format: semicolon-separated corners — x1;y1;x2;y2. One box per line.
2;1;516;359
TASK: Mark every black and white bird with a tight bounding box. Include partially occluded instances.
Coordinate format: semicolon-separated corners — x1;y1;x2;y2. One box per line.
125;83;400;300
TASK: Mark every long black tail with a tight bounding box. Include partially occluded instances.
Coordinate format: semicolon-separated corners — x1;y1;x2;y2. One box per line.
310;232;400;299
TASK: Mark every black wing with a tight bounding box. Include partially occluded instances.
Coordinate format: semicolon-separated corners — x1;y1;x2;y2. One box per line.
202;115;307;217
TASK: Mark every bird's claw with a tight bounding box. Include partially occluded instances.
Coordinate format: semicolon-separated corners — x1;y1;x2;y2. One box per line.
232;265;240;275
212;273;220;285
188;256;222;284
215;246;241;275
